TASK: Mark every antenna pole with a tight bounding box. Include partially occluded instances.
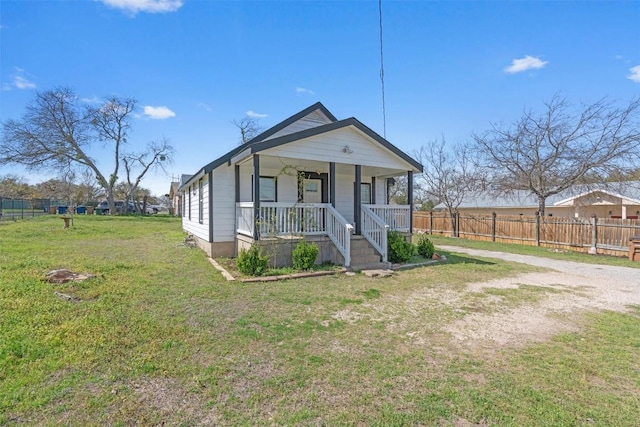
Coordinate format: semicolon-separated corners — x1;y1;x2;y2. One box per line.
379;0;387;139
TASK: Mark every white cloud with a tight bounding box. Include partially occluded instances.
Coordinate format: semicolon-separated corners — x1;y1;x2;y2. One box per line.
296;87;315;95
246;110;267;118
81;96;102;104
504;55;548;74
99;0;183;15
11;68;36;89
627;65;640;83
143;105;176;119
197;102;213;112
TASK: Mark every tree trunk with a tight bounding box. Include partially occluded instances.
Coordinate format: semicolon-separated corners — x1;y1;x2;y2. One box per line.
538;196;546;217
448;209;458;237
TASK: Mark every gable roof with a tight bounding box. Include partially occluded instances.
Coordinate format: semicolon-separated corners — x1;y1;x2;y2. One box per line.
246;102;338;144
554;188;640;206
236;117;423;172
180;103;422;190
437;182;640;210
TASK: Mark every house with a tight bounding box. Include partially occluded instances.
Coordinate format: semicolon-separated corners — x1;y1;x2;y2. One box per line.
436;183;640;218
168;174;191;216
179;102;423;269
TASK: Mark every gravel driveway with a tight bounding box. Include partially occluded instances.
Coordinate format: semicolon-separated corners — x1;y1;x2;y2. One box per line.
438;245;640;350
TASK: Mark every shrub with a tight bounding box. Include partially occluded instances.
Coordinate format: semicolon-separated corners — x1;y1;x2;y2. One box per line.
387;230;415;263
236;245;269;276
292;240;319;270
416;234;435;259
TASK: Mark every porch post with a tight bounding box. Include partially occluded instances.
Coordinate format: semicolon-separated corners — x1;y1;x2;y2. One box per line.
622;205;627;219
330;162;336;208
408;171;414;233
253;155;260;240
354;164;362;235
371;177;376;204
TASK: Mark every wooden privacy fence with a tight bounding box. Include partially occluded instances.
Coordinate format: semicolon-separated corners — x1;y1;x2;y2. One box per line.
413;211;640;256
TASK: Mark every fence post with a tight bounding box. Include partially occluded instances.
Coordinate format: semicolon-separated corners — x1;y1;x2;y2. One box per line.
588;214;598;255
491;212;496;242
535;212;541;246
429;211;433;234
455;212;460;238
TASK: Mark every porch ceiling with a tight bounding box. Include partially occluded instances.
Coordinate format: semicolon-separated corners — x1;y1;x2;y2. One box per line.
240;154;411;178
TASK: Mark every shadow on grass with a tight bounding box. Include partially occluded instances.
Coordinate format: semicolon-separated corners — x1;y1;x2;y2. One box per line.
440;252;496;266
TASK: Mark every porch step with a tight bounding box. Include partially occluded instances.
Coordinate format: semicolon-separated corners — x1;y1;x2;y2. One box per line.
351;253;382;265
349;261;391;271
348;235;386;271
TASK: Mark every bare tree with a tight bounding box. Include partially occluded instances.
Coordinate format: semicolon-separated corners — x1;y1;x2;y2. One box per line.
232;116;264;144
121;138;174;211
415;139;484;236
473;95;640;216
1;87;175;214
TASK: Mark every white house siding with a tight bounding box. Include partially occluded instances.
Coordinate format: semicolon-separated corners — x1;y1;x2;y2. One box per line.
182;177;210;242
212;165;236;243
375;179;387;204
264;110;333;141
332;171;373;224
262;127;414;171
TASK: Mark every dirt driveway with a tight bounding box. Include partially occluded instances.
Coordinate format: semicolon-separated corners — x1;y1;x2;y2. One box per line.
438;245;640;351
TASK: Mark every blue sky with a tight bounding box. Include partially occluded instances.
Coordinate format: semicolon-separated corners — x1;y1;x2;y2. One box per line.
1;0;639;197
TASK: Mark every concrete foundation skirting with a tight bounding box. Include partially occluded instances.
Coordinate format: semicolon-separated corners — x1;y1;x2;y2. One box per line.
236;234;345;268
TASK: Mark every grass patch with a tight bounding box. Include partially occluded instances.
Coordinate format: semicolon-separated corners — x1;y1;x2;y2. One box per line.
1;216;638;425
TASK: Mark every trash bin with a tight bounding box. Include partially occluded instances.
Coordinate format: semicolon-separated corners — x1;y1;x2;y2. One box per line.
58;206;68;214
629;236;640;262
95;208;102;215
86;206;94;215
76;206;86;214
48;206;57;214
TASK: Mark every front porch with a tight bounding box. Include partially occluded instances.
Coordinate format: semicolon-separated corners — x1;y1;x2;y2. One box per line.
236;202;411;268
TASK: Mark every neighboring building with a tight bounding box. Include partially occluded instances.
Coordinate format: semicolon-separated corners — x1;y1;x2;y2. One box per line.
435;183;640;218
179;102;423;269
169;175;191;216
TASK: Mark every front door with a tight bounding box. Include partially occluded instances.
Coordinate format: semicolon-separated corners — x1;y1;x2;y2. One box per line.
298;172;328;204
303;178;323;203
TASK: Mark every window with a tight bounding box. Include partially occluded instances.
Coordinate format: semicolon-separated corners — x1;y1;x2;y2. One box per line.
361;183;371;204
198;179;204;224
253;176;277;202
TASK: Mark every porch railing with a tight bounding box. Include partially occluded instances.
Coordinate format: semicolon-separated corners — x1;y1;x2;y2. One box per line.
365;204;410;232
237;202;327;237
236;202;255;236
361;205;389;262
326;205;353;267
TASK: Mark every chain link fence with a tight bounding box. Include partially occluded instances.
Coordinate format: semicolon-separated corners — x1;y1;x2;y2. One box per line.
0;197;67;221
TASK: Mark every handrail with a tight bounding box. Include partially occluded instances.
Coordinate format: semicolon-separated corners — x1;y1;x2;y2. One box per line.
361;205;389;262
365;204;410;232
326;204;353;267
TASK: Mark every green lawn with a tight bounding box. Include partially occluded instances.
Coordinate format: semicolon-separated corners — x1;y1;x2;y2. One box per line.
1;216;639;425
